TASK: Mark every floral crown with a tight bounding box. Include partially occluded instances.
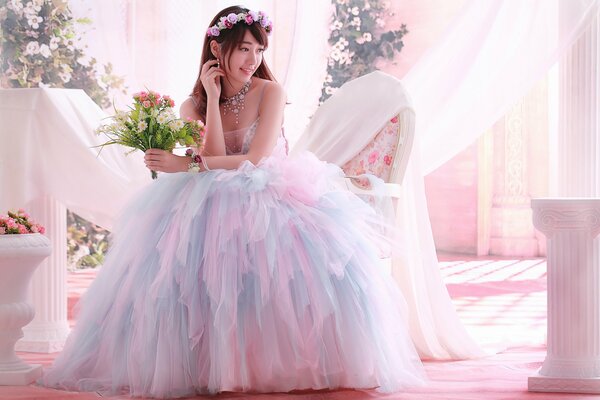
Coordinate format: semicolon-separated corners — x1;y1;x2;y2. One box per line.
206;10;273;37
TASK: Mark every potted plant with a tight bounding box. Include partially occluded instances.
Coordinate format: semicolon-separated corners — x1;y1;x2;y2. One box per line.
0;209;51;385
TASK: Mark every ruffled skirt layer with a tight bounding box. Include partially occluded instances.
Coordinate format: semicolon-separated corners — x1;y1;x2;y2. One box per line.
41;152;424;398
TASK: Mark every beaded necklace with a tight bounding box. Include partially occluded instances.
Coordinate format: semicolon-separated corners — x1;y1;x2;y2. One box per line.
222;79;251;125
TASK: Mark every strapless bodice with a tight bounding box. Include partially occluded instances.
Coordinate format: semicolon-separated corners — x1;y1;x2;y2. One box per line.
223;119;258;155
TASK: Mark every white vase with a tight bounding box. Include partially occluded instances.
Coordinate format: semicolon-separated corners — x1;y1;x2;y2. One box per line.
0;233;51;385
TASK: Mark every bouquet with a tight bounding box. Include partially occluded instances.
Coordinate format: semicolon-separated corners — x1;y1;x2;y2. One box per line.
96;90;205;179
0;209;45;235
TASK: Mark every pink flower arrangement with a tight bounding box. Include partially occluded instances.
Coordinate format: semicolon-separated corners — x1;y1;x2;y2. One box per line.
96;89;206;179
0;209;45;235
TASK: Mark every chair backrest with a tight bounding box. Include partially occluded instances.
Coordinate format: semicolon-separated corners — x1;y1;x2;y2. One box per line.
341;108;415;185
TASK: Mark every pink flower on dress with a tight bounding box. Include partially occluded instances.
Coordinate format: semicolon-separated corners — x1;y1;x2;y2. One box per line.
368;151;379;164
390;116;398;124
384;155;392;166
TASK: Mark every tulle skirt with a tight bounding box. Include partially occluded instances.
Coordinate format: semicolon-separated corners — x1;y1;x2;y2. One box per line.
40;148;425;398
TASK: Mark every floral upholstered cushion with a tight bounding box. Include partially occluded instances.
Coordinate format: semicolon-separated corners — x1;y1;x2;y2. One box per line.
341;114;401;186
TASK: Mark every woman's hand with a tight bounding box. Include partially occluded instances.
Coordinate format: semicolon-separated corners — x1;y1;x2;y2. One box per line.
144;149;188;173
200;59;224;101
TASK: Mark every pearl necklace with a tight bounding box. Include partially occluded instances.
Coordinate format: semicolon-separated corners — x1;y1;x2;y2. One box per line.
222;80;251;125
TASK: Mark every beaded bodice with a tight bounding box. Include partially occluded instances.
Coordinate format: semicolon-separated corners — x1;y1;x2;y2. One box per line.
223;119;259;155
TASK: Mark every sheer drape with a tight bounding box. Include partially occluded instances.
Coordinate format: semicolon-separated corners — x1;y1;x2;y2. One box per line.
403;0;600;175
294;0;600;360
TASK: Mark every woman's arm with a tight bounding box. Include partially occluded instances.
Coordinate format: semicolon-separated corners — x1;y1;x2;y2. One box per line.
144;82;286;173
202;81;286;168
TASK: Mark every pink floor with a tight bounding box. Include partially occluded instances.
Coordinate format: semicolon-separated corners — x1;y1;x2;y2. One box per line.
2;255;597;400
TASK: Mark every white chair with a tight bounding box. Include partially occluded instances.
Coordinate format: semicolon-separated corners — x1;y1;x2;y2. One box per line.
296;71;416;275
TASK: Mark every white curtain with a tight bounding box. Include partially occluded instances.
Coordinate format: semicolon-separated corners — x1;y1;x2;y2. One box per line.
403;0;600;175
294;0;600;360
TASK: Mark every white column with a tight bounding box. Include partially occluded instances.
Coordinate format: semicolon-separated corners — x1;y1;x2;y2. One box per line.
557;8;599;197
528;198;600;393
15;195;69;353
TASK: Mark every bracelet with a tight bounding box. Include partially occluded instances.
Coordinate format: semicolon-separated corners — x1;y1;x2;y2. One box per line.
186;148;203;172
201;157;210;171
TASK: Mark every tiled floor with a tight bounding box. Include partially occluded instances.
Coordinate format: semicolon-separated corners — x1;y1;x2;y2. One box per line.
3;255;586;400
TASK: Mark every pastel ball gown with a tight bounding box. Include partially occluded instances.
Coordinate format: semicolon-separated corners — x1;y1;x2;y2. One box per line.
40;119;425;398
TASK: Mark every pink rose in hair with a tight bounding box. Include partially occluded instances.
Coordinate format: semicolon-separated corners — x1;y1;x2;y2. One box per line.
224;20;233;29
248;10;258;21
245;14;254;24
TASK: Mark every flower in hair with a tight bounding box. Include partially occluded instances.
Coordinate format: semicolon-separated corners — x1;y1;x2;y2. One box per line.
207;10;272;37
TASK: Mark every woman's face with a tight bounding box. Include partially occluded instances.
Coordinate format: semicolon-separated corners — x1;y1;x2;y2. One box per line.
223;30;265;86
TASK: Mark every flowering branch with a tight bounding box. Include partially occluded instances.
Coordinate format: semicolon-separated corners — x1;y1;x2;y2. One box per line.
320;0;408;103
0;0;125;108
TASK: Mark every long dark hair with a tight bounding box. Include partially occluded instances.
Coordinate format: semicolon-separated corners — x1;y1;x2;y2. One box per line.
191;5;276;122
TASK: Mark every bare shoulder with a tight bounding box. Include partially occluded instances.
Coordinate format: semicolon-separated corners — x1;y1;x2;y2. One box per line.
260;80;286;104
180;97;202;122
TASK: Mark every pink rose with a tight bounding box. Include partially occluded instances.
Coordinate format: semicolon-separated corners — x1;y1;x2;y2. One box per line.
17;224;28;234
384;155;392;165
39;226;46;234
390;116;398;124
368;151;379;164
245;15;254;24
31;224;39;233
224;20;233;29
0;227;5;234
143;101;151;108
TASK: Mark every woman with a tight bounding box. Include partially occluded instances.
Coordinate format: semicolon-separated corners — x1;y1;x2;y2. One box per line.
40;6;424;398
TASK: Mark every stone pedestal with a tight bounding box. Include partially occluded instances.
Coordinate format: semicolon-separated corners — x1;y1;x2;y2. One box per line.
528;198;600;394
15;196;69;353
